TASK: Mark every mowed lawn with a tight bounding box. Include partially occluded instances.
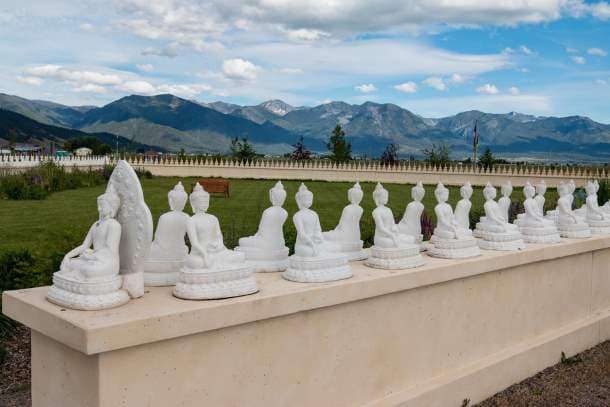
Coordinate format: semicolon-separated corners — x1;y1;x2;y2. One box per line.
0;177;555;263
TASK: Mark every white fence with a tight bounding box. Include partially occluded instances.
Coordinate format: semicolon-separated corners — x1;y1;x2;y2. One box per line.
0;155;109;172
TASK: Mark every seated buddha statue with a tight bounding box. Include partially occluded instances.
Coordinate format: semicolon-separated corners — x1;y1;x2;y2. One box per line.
519;182;561;243
454;182;473;230
323;182;367;261
283;183;352;283
144;182;190;286
398;181;425;243
556;181;591;238
584;180;610;234
173;183;258;300
236;181;289;271
475;183;524;251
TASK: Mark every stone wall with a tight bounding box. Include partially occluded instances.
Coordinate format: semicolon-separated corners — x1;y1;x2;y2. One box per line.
3;236;610;406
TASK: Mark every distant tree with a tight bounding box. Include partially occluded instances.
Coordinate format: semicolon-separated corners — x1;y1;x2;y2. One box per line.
423;143;450;167
230;137;257;161
178;148;186;161
290;136;312;160
380;143;399;166
64;136;111;155
478;147;495;169
327;124;352;162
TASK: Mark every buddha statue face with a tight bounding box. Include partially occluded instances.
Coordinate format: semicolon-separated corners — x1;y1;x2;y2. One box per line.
585;181;596;195
296;184;313;209
523;183;535;199
372;183;388;207
435;184;449;203
190;183;210;213
269;182;287;207
97;187;120;220
168;182;188;211
535;181;546;195
348;183;363;205
460;182;473;199
411;182;425;202
483;184;496;201
558;183;568;197
501;182;512;197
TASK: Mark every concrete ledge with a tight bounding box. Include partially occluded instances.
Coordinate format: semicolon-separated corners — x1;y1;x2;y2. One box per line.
3;236;610;406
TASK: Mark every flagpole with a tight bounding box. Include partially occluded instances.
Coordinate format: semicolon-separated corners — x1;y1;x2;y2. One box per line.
473;120;478;173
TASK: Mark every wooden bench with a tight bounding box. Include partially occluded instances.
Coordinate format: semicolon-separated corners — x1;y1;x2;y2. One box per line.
196;179;230;198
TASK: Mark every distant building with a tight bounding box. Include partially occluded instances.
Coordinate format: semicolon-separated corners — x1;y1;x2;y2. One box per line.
13;144;42;154
55;150;70;158
74;147;93;157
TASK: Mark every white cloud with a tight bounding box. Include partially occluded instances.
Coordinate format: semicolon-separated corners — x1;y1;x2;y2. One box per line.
566;47;579;54
72;83;107;94
588;48;607;57
449;73;466;84
284;28;330;42
119;80;157;94
222;58;261;81
279;67;303;74
591;2;610;20
422;76;447;91
508;86;520;95
476;83;500;94
136;63;154;72
156;84;211;98
394;81;417;93
79;23;95;33
595;79;608;85
571;55;586;64
16;76;42;86
141;44;178;58
354;83;377;93
502;47;515;54
520;45;533;55
24;65;122;85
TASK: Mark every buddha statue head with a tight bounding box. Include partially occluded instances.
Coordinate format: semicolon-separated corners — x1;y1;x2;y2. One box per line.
411;181;425;202
535;180;547;196
557;181;568;197
585;180;596;195
97;184;121;220
501;180;512;198
435;182;449;203
295;183;313;210
523;182;535;199
190;182;210;214
568;179;576;194
269;181;287;207
348;182;364;205
594;180;600;193
460;182;473;199
168;182;188;211
483;182;496;201
372;183;388;207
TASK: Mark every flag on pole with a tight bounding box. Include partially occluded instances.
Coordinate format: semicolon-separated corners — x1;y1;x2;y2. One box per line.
473;120;479;150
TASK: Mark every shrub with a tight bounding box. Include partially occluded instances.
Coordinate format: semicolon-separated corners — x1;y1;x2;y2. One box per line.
508;201;525;223
469;207;485;230
598;179;610;206
420;211;434;241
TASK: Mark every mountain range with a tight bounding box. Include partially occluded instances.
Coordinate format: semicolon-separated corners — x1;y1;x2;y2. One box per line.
2;92;610;162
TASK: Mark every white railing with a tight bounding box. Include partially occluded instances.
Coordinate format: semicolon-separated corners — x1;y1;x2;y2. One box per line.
0;155;109;170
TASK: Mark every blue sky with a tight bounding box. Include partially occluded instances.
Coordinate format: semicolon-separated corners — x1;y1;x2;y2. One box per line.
1;0;609;122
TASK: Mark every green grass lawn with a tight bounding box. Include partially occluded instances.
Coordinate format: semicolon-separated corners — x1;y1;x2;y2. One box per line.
0;177;557;278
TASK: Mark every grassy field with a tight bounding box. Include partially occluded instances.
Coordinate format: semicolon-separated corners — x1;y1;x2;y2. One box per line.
0;177;558;275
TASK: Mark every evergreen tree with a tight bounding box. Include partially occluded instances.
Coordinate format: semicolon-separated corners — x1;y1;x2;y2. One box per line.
290;136;312;160
478;147;495;169
230;137;257;161
423;143;451;166
327;124;352;162
380;143;399;166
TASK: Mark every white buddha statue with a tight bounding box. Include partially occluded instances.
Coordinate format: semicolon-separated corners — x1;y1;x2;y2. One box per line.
323;182;367;261
144;182;190;286
398;181;425;243
454;182;473;230
518;182;561;243
365;183;424;269
283;183;352;283
173;183;258;299
534;180;547;216
556;181;591;238
48;161;153;310
236;181;289;271
498;180;513;223
429;183;480;258
474;183;525;251
48;188;127;310
584;180;610;234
